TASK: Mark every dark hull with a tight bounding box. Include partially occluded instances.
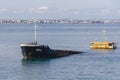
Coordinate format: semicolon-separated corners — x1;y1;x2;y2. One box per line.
20;45;81;58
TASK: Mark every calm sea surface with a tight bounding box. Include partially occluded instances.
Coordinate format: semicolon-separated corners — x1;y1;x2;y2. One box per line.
0;23;120;80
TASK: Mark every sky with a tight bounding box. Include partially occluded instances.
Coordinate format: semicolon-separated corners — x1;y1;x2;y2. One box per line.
0;0;120;19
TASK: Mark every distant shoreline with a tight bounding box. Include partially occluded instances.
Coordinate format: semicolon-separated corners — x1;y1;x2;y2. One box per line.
0;19;120;24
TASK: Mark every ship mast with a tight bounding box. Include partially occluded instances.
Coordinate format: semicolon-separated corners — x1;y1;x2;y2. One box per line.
102;22;107;41
34;23;37;45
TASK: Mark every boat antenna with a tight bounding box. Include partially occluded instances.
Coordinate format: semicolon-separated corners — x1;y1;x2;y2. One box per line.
33;23;38;45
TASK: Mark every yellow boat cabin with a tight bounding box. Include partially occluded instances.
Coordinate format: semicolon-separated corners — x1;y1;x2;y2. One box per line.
90;42;117;49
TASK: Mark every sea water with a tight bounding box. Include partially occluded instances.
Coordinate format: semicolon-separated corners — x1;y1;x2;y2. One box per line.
0;23;120;80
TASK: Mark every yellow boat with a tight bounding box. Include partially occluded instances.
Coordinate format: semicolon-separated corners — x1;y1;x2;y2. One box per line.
90;41;117;49
90;23;117;49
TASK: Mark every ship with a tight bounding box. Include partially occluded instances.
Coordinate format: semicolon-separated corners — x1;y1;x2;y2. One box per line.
90;23;117;49
90;42;117;49
20;24;81;59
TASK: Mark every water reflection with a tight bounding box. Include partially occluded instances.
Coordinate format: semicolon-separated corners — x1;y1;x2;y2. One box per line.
21;58;54;80
21;58;53;65
90;49;115;54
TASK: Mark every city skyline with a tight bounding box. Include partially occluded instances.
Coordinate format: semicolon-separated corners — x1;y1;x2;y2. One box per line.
0;0;120;19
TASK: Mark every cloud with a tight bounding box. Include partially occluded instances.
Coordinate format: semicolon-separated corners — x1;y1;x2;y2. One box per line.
74;11;79;15
0;8;9;13
58;8;68;12
27;6;49;13
38;6;48;11
117;9;120;14
28;8;35;11
36;6;48;13
101;9;110;15
12;10;25;14
1;7;120;19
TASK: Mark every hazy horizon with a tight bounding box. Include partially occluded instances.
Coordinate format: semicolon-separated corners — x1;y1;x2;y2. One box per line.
0;0;120;19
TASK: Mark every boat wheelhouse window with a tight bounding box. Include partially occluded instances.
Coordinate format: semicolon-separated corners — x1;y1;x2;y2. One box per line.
109;43;113;46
